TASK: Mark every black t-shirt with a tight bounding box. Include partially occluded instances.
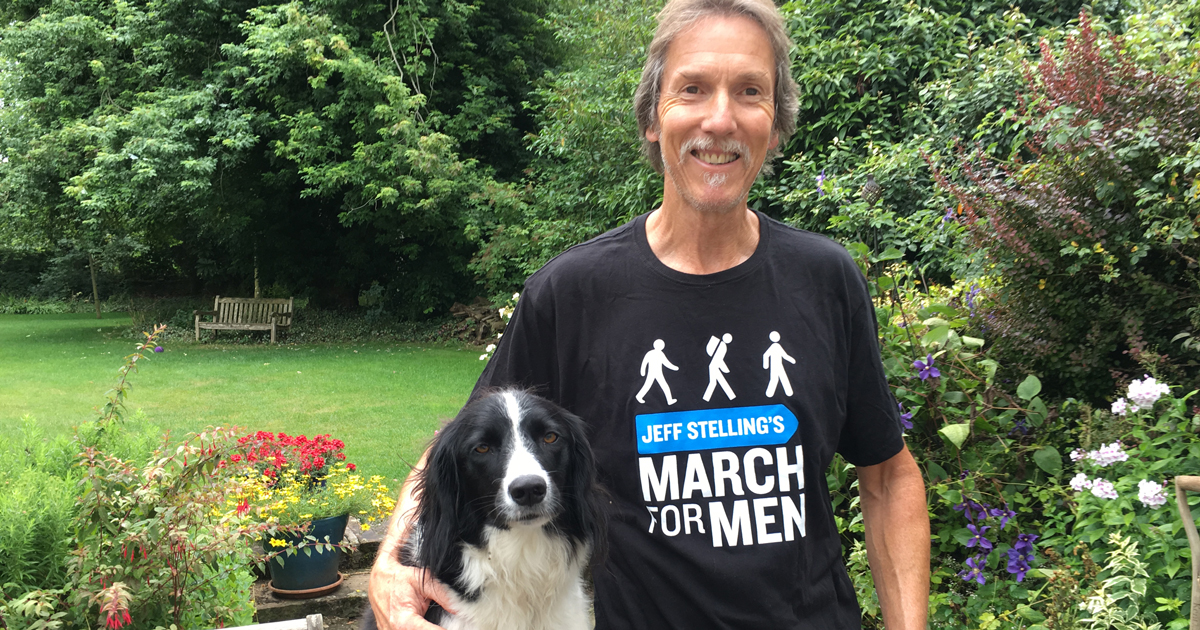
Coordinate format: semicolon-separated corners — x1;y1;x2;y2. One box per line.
473;211;905;629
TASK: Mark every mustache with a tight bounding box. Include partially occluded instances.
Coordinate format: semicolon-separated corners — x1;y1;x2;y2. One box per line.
678;137;751;163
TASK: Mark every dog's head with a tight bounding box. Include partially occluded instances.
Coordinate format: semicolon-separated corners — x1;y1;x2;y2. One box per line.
412;389;604;579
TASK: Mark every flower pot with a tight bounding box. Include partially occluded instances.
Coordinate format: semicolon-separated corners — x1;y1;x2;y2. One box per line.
266;513;349;596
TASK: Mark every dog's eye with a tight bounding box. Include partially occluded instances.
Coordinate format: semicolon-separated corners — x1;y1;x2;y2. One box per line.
474;444;490;454
543;432;559;444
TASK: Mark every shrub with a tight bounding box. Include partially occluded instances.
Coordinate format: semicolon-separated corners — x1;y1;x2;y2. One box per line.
933;10;1200;399
0;466;75;594
837;245;1199;628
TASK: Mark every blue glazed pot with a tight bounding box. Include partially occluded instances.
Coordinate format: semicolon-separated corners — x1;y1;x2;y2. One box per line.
266;513;349;592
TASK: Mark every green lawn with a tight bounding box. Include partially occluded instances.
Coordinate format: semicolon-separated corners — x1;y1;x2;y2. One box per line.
0;313;485;482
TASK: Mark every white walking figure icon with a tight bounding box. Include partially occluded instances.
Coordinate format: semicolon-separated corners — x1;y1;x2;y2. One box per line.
636;339;679;405
762;330;795;397
703;333;736;402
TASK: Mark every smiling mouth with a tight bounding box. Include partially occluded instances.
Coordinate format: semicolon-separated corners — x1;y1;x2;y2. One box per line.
693;150;740;165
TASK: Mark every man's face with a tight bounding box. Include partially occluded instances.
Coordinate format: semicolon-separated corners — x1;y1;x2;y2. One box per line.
646;14;778;215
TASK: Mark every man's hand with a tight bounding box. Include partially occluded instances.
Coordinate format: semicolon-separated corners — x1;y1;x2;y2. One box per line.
367;547;455;630
858;445;929;630
367;448;455;630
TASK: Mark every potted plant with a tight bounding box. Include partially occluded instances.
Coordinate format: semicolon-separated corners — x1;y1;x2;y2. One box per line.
225;432;394;597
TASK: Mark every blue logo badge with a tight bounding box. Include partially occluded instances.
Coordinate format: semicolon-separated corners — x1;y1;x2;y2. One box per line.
635;405;799;454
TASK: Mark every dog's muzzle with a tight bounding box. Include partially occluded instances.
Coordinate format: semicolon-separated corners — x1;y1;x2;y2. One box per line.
508;475;548;507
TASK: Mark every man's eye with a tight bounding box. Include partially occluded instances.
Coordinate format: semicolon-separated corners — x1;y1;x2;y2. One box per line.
683;86;699;94
745;87;760;96
475;444;490;454
544;432;559;444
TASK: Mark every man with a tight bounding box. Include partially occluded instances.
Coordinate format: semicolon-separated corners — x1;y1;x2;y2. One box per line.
369;0;929;627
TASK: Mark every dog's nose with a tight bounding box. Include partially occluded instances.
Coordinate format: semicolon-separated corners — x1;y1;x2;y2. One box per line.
509;475;547;506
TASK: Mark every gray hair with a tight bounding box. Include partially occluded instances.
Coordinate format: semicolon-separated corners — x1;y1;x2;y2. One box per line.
633;0;799;175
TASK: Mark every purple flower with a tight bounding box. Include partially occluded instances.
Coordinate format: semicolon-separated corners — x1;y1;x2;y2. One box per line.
966;524;992;551
898;402;913;430
1006;533;1038;582
991;505;1017;530
959;554;987;585
913;354;940;380
1013;533;1038;555
154;346;164;353
816;168;826;197
1006;548;1030;582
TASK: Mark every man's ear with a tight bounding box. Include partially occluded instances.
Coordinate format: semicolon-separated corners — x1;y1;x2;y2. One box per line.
645;125;660;144
768;129;779;152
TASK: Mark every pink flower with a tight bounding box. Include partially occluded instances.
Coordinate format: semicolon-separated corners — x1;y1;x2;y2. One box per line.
1090;478;1118;500
1138;480;1168;508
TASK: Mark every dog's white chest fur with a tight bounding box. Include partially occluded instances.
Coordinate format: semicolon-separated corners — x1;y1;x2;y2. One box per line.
443;524;590;630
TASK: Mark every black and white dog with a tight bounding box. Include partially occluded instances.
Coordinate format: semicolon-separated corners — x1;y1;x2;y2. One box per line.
364;389;604;630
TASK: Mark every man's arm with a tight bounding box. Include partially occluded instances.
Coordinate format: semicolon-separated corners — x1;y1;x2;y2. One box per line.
857;445;929;629
367;449;455;630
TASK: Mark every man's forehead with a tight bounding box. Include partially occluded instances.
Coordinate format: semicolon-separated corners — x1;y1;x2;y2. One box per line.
661;15;774;76
670;66;773;85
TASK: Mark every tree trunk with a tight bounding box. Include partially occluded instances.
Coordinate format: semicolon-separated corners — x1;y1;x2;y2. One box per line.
88;252;102;319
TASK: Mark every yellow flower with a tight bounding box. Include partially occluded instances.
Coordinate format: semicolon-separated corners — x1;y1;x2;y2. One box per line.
269;538;288;548
1038;279;1047;290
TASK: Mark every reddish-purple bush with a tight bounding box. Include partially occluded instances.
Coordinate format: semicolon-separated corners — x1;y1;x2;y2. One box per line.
933;12;1200;399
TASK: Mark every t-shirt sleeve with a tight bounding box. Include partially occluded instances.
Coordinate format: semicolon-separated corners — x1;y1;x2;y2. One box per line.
836;271;905;467
470;273;560;403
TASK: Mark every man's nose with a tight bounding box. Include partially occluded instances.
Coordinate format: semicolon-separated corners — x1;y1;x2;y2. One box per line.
700;89;736;136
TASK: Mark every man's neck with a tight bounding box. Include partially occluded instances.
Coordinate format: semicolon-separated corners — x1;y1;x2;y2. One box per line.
645;193;760;275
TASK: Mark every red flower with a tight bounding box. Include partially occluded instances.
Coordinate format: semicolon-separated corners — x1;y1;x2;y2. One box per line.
347;463;356;472
106;609;131;629
236;499;250;516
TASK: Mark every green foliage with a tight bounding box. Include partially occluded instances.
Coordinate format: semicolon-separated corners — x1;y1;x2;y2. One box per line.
68;427;267;629
1053;388;1200;621
833;246;1199;628
0;0;559;312
467;0;661;301
933;8;1200;398
1079;533;1164;630
0;457;75;594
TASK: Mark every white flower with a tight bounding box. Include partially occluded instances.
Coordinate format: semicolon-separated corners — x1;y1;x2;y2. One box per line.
1069;472;1094;492
512;292;520;301
1110;398;1129;416
1070;448;1087;462
1137;479;1168;508
1090;478;1118;500
478;354;489;361
1126;375;1170;411
1086;442;1128;467
485;344;496;353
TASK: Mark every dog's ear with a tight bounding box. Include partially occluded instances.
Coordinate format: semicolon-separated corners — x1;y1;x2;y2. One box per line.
413;425;468;580
558;407;607;559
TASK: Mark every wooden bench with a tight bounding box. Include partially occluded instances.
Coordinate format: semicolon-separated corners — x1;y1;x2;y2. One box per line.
194;296;294;343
